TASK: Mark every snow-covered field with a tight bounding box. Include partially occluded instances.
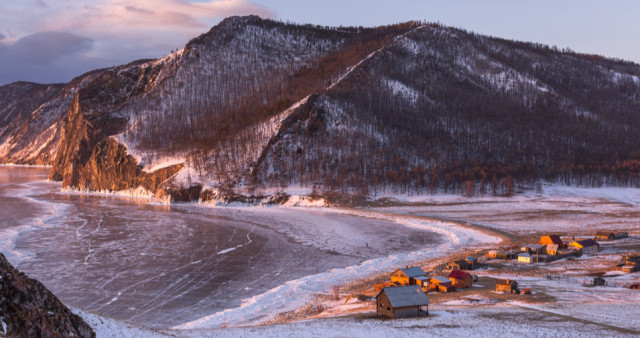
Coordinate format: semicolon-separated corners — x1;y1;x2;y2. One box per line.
374;185;640;235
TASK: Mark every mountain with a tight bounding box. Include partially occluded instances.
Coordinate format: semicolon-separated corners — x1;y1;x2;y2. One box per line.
1;16;639;201
0;253;95;337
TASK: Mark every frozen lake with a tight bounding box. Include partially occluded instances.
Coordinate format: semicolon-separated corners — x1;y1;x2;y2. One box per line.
0;166;451;329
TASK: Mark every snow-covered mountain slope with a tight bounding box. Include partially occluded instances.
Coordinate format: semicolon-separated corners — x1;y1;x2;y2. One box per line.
1;16;640;199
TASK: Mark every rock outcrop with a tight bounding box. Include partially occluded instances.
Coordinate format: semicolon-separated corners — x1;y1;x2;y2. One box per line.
0;253;95;337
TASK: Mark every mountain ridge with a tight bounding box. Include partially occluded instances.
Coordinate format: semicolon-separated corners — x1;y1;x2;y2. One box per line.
1;16;640;201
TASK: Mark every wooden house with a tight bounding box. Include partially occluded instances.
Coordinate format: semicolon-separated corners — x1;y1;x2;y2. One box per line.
414;276;430;291
521;244;546;255
448;270;473;289
495;279;519;293
446;260;470;271
596;231;628;241
540;235;563;247
517;253;533;264
546;244;559;255
568;239;600;254
429;276;455;293
376;286;430;319
390;266;427;286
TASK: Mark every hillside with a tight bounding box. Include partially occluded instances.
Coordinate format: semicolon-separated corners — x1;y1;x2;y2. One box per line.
1;16;639;201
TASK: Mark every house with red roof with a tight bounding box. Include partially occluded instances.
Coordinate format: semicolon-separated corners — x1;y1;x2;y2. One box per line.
448;270;473;289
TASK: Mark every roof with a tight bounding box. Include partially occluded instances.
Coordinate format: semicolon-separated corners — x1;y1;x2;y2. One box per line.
496;279;517;286
541;235;563;245
522;244;546;250
377;286;430;307
448;270;470;279
466;256;478;261
414;276;429;281
596;231;614;236
395;266;427;278
518;253;531;257
572;239;599;248
547;244;559;251
431;276;452;284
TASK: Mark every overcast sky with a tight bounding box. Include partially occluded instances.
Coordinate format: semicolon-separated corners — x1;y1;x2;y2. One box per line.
1;0;639;85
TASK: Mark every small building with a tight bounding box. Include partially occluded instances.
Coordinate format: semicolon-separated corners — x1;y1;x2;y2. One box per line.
595;231;628;241
622;254;640;266
486;250;507;260
429;276;455;293
546;244;560;255
505;249;521;260
495;279;519;293
376;286;430;319
448;270;473;289
592;277;606;286
521;244;546;255
518;253;533;264
621;265;638;273
568;239;600;254
465;256;479;268
414;276;430;291
446;260;471;271
390;266;427;286
540;235;563;247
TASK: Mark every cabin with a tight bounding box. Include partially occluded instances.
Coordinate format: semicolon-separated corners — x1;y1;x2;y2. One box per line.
517;253;533;264
486;250;506;260
568;239;600;254
376;286;430;319
621;265;638;273
390;266;427;286
429;276;455;293
521;244;546;255
540;235;563;247
446;260;470;271
495;279;519;293
595;231;628;241
448;270;473;289
622;254;640;266
546;244;559;255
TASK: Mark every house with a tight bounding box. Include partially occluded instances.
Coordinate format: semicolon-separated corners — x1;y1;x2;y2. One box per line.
495;279;519;293
448;270;473;289
622;254;640;266
540;235;563;247
621;265;638;273
446;260;471;271
595;231;628;241
518;253;533;263
390;266;427;286
521;244;546;255
568;239;600;254
429;276;455;293
376;286;430;319
486;250;507;260
505;249;521;260
546;244;559;255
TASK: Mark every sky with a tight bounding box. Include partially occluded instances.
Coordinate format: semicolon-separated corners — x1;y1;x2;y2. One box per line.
1;0;639;85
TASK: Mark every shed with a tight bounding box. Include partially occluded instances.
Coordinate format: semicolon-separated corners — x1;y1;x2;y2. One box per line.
414;276;430;290
495;279;519;293
448;270;473;289
592;277;606;286
621;265;638;273
518;253;533;264
568;239;600;254
390;266;427;286
376;286;430;318
540;235;563;247
429;276;455;293
521;244;546;254
595;231;615;241
446;260;470;271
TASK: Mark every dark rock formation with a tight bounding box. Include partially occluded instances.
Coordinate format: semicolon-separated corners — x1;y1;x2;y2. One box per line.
0;253;95;337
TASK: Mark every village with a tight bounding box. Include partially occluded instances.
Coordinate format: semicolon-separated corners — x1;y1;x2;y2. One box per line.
271;229;640;323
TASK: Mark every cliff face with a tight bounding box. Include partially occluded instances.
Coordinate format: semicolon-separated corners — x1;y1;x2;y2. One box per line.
0;253;95;337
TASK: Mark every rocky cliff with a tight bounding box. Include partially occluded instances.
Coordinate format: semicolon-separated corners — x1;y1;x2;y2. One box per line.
0;253;95;337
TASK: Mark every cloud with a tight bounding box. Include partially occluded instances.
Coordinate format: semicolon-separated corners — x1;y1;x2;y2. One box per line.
8;31;93;64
